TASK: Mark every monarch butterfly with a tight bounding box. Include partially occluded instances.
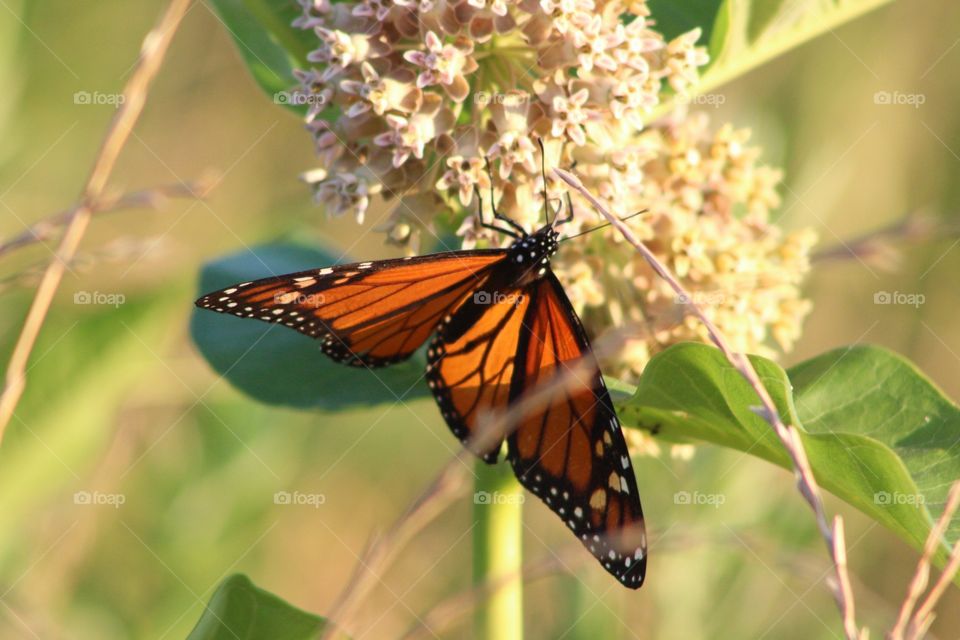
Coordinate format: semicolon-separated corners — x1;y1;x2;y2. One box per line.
195;162;647;589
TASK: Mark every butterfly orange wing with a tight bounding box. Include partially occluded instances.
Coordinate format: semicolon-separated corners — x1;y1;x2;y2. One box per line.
507;272;647;588
426;282;533;462
196;251;506;367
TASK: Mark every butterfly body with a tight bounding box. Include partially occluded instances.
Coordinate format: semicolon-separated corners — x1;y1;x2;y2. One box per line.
196;208;647;588
503;226;560;284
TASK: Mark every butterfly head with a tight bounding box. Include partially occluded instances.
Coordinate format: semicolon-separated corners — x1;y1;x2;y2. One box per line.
509;226;560;280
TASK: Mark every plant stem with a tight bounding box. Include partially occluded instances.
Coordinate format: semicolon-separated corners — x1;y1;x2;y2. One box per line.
473;458;524;640
0;0;192;443
556;167;863;639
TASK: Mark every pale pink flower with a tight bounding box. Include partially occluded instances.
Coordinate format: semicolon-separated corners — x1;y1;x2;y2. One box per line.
436;156;490;206
402;32;477;102
373;95;454;167
339;63;420;117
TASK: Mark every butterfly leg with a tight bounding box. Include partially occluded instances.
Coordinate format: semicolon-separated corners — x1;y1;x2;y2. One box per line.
474;185;521;238
556;191;575;225
483;159;528;237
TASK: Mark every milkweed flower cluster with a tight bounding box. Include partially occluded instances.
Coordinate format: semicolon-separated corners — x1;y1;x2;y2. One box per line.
554;111;817;379
292;0;816;378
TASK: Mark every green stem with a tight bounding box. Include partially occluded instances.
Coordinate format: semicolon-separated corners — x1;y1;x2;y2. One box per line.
472;458;524;640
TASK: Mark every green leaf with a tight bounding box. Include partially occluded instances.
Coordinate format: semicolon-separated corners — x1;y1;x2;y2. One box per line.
617;343;960;561
187;574;326;640
703;0;894;88
647;0;895;119
646;0;724;48
190;242;429;410
207;0;316;112
790;346;960;544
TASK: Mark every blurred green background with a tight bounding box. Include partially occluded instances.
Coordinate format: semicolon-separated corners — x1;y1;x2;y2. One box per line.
1;1;959;638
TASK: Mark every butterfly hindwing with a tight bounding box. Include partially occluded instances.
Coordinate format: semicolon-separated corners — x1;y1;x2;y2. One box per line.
196;251;506;368
507;272;647;588
426;276;533;463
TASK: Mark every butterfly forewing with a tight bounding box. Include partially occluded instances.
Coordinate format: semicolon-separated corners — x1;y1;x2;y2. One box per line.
507;272;647;588
196;251;506;367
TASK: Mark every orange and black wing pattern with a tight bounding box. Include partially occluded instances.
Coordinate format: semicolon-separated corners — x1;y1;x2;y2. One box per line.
507;272;647;588
426;283;532;462
195;251;506;368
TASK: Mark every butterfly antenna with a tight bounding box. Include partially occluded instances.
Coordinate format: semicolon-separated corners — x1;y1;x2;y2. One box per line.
537;137;552;226
561;210;649;241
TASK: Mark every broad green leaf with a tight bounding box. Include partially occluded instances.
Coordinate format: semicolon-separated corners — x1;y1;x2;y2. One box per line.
190;242;430;410
698;0;894;96
790;346;960;544
208;0;317;113
647;0;895;120
617;343;960;564
646;0;724;51
187;574;326;640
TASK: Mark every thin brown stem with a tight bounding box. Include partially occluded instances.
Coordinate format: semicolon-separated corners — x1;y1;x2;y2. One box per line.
555;167;863;640
320;454;471;639
889;480;960;640
323;335;624;638
909;535;960;640
0;178;216;260
0;0;193;442
401;549;576;640
812;213;940;269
